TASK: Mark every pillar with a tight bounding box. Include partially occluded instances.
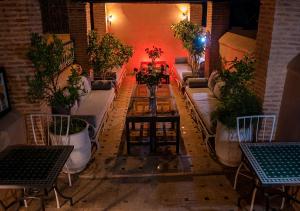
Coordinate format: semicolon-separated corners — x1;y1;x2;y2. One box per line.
67;0;91;70
205;0;230;78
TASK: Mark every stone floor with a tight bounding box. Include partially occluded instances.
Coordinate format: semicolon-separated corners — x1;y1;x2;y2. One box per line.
11;74;295;210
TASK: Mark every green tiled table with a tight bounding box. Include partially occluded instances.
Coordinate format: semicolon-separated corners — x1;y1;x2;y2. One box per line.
240;142;300;187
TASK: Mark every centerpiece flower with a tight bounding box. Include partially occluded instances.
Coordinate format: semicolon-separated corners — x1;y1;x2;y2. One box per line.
139;71;161;98
145;46;164;64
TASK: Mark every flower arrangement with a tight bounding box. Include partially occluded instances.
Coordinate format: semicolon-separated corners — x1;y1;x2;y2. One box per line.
145;46;164;64
138;71;161;87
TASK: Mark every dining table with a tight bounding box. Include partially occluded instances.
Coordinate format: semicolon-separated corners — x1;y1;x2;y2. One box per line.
0;145;74;210
240;142;300;210
126;84;180;154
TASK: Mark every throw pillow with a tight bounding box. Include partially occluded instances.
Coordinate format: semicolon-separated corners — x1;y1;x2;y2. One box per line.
175;57;188;64
91;80;112;90
188;78;208;88
207;70;219;91
78;76;91;102
213;81;225;99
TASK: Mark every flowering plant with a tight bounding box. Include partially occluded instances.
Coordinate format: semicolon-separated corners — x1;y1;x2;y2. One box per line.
138;71;161;87
145;46;164;63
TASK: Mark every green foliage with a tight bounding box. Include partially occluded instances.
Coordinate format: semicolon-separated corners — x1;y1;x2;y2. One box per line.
211;56;262;129
87;31;133;77
50;118;87;135
27;33;81;112
171;20;206;74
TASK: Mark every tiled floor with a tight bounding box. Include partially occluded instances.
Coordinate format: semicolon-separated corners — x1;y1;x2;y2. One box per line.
16;74;294;211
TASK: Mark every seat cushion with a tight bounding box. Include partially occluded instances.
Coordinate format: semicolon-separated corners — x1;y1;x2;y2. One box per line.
185;87;215;102
185;87;218;133
73;89;115;130
194;98;219;134
174;64;192;82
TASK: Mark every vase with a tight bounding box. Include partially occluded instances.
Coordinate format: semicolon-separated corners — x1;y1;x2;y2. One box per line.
148;85;156;98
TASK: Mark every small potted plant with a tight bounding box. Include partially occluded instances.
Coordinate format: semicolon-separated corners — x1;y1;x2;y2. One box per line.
211;56;262;167
145;46;164;64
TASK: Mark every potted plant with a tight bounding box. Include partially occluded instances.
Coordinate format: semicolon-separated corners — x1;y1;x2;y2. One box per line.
27;33;82;114
171;20;206;76
27;34;92;172
211;56;262;167
50;117;92;173
145;46;164;64
87;31;133;79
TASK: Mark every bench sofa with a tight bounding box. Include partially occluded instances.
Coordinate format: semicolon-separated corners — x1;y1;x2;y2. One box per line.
184;71;221;151
173;57;205;91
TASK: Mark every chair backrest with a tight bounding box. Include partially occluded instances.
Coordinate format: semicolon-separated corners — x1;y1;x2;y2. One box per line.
30;114;70;146
236;115;276;143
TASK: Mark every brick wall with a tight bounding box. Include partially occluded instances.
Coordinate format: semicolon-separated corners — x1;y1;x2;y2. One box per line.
93;3;107;39
190;3;202;26
0;0;43;142
253;0;276;100
204;0;230;77
67;1;91;70
254;0;300;129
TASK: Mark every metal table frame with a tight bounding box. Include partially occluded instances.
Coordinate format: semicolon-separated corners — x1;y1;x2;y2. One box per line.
0;145;74;210
240;142;300;210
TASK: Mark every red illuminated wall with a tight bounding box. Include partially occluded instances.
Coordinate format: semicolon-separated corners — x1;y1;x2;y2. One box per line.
106;3;189;70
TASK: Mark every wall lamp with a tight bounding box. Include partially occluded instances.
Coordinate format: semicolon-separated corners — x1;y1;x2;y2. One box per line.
182;12;188;20
107;14;113;26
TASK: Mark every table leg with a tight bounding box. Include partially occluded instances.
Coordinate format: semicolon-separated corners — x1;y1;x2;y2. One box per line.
53;184;73;207
249;179;259;211
126;120;131;154
176;119;180;154
151;120;156;153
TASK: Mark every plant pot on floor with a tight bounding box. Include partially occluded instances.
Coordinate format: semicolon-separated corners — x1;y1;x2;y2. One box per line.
50;118;91;173
215;121;242;167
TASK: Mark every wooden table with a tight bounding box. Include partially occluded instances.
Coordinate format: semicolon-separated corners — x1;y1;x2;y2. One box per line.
0;145;73;210
126;84;180;154
240;142;300;210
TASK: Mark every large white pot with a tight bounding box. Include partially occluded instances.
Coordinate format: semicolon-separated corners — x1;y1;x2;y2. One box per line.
51;121;91;173
215;121;242;167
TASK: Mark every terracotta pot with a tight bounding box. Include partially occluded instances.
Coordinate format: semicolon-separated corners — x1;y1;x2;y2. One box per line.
215;121;242;167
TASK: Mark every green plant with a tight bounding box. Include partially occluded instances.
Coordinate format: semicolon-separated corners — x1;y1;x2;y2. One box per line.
27;33;81;113
211;56;262;129
50;118;87;135
87;31;133;78
171;20;206;74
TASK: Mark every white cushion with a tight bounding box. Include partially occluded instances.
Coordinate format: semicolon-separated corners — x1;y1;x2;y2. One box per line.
73;89;115;130
194;98;219;134
174;64;192;82
78;76;92;102
207;70;219;91
213;81;225;99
